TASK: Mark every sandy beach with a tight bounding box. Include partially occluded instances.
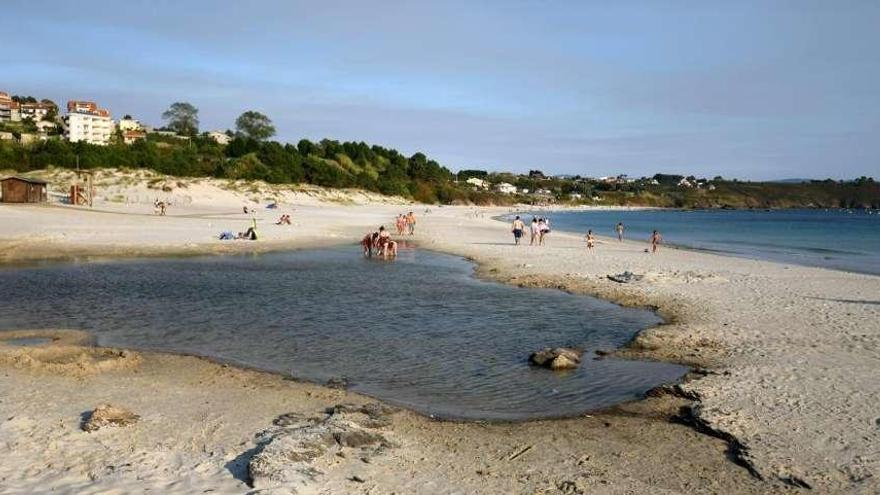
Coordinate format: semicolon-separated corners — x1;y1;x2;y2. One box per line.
1;172;878;494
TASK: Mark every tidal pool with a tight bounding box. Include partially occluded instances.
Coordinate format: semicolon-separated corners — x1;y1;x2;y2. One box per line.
0;247;686;420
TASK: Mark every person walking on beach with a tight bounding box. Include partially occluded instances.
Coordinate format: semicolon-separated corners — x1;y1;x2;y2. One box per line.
395;214;406;235
616;222;624;241
650;230;662;253
511;216;526;245
529;217;539;245
406;211;416;235
586;230;595;249
538;218;550;246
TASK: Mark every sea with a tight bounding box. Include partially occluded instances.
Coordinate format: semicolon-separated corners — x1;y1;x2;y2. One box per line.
515;208;880;275
0;247;685;421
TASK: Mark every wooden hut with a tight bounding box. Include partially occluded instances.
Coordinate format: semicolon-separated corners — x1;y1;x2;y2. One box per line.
1;176;48;203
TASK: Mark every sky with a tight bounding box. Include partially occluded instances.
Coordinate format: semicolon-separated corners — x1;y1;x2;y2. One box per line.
3;1;878;179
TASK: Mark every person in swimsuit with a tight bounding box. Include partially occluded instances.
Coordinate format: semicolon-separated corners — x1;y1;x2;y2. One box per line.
650;230;662;253
406;212;416;235
616;222;624;241
586;229;595;249
511;216;525;245
529;217;539;245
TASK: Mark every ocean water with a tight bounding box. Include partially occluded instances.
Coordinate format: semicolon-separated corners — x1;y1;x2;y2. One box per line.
517;209;880;275
0;247;685;421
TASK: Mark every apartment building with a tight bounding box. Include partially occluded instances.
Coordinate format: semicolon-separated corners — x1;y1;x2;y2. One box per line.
65;100;113;145
0;92;22;123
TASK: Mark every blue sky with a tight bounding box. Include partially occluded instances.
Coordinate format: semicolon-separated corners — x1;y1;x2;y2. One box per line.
3;1;878;179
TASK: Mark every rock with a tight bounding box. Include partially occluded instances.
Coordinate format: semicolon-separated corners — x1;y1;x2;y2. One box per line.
248;404;391;490
334;428;384;448
607;271;643;283
82;404;140;432
529;347;583;370
326;376;349;389
550;354;579;370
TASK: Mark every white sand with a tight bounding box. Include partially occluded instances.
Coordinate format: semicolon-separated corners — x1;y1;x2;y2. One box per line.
0;170;877;493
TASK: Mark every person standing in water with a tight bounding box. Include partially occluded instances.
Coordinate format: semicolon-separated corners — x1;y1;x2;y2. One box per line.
650;230;662;253
616;222;625;241
511;216;526;245
586;229;595;249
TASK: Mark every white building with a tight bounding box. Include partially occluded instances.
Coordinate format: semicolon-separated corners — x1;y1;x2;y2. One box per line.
207;130;231;145
117;118;142;132
65;100;113;145
494;182;517;194
34;120;56;135
20;102;55;121
465;177;489;189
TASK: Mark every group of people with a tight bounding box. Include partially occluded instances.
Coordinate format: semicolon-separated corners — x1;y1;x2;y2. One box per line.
394;212;417;236
153;199;168;216
510;216;552;245
511;218;664;253
361;226;399;257
275;214;292;225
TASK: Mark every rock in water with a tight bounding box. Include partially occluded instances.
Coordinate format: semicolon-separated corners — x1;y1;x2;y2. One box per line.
529;347;583;370
82;404;140;432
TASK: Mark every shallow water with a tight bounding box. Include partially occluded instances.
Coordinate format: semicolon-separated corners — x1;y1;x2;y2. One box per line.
2;337;51;346
513;209;880;275
0;247;685;420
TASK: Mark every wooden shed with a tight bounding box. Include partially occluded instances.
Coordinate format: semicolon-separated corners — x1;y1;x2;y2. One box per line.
1;176;48;203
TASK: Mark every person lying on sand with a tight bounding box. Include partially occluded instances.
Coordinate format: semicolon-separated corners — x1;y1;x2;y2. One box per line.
237;227;257;240
275;214;292;225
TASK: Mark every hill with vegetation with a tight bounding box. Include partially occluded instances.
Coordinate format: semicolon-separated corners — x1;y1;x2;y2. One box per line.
1;135;877;209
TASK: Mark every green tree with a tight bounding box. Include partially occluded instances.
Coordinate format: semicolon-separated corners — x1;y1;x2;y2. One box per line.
161;102;199;136
235;111;276;141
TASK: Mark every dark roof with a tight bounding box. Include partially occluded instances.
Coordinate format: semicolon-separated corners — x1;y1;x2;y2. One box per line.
1;176;48;185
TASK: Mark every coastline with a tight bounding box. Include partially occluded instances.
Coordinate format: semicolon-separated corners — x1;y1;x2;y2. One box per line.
1;199;878;493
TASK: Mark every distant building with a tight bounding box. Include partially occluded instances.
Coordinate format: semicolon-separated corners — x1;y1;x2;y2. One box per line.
206;130;231;145
494;182;517;194
465;177;489;190
117;117;143;132
20;102;55;121
122;130;146;145
0;92;21;123
34;120;57;136
65;100;113;145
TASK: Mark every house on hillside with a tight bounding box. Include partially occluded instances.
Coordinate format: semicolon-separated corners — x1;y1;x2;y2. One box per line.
20;102;55;121
123;130;147;144
494;182;517;194
0;92;21;123
465;177;489;190
117;117;143;132
207;130;231;145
